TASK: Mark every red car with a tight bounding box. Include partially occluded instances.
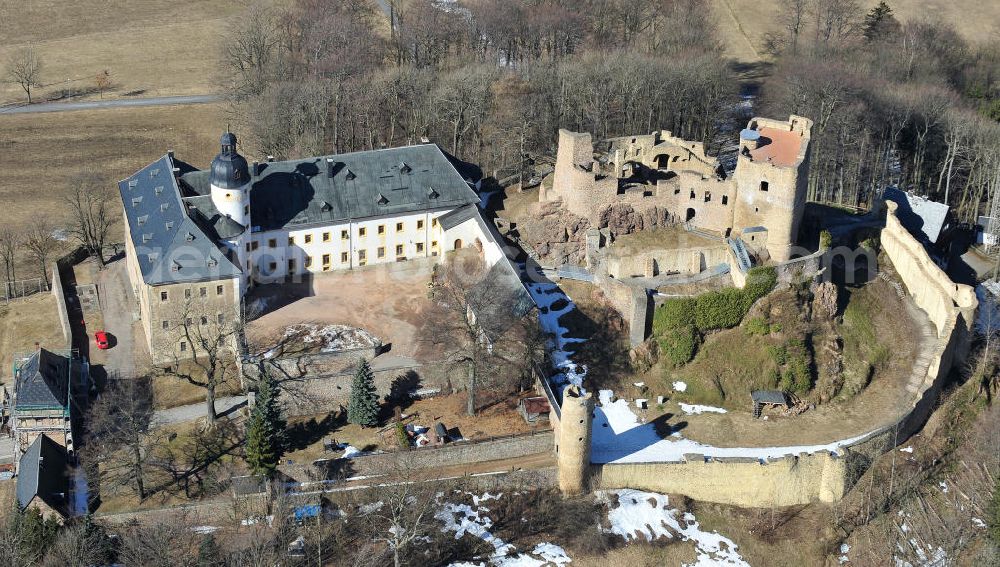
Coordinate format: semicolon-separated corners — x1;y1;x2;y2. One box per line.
94;331;110;350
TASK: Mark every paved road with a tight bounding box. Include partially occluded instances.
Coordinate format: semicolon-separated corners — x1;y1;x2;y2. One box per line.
151;396;248;427
0;94;221;115
96;260;137;378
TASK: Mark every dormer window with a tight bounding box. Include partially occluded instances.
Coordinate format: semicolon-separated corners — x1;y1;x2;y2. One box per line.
137;215;148;227
376;193;389;206
128;179;138;189
345;169;356;180
207;257;218;267
321;201;332;212
427;187;439;199
154;185;164;195
147;253;158;263
150;168;160;177
131;196;143;207
399;162;411;174
142;233;152;243
171;261;181;272
165;221;174;231
160;202;169;212
185;232;195;242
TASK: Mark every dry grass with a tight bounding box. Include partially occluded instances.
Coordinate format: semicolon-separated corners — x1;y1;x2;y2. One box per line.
710;0;1000;63
282;392;545;463
0;293;66;387
0;103;228;233
0;0;251;104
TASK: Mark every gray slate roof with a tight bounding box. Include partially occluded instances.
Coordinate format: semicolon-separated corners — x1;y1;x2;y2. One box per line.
245;144;478;232
16;435;70;517
119;156;243;286
751;390;790;405
15;349;70;411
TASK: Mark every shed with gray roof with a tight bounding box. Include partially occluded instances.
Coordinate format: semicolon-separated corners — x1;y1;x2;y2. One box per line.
16;434;70;520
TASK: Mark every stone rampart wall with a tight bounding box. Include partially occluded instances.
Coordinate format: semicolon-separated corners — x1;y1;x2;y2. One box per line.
592;451;846;507
50;261;71;349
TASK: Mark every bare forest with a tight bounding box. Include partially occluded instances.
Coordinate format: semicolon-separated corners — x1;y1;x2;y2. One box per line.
223;0;1000;222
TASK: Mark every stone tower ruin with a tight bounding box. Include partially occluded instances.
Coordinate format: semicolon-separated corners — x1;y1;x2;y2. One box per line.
557;385;593;496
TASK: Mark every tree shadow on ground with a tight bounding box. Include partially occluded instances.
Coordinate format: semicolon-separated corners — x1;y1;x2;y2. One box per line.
285;411;343;453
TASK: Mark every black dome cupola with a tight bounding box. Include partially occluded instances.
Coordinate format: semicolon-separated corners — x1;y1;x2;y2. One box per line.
210;131;250;189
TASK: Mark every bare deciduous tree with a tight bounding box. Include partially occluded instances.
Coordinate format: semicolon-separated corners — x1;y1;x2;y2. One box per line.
65;170;115;269
422;252;539;416
0;227;19;290
84;376;156;501
94;69;111;99
23;220;59;285
5;46;42;103
158;300;244;424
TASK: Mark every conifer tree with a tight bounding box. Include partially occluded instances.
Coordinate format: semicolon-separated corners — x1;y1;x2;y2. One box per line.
863;1;899;41
348;358;380;427
245;367;284;477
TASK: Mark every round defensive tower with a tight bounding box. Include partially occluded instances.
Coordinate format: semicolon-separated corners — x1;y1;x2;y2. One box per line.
557;385;594;496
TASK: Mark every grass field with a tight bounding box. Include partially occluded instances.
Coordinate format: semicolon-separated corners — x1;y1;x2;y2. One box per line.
0;103;228;233
711;0;1000;63
0;293;65;386
0;0;250;104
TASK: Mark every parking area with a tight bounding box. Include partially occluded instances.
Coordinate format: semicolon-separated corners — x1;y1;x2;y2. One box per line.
246;257;440;361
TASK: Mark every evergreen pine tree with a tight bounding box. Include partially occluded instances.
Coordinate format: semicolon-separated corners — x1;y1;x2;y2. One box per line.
245;367;284;477
863;1;898;41
347;358;380;427
198;533;224;567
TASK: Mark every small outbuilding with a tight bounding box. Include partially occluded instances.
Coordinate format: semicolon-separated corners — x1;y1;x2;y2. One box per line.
518;397;551;424
751;390;791;418
16;435;71;522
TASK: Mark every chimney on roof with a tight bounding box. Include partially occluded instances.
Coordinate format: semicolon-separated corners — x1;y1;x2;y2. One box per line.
167;149;174;160
326;158;335;178
267;155;275;163
251;161;259;176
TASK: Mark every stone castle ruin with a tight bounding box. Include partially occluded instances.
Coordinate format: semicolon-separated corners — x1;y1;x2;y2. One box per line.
541;116;813;262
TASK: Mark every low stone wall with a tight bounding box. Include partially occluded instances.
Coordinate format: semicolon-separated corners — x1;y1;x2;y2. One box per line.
774;247;826;283
50;261;71;349
605;245;728;279
592;451;846;507
285;430;555;481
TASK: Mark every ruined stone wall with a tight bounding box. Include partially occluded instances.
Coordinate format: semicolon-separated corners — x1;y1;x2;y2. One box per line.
592;451;846;507
592;272;651;347
605;244;729;279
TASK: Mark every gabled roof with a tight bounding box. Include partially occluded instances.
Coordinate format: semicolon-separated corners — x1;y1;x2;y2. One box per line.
237;144;478;232
15;349;70;411
16;435;70;517
118;156;242;286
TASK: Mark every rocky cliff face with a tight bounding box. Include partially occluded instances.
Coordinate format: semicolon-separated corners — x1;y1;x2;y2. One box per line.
597;204;676;235
514;200;591;265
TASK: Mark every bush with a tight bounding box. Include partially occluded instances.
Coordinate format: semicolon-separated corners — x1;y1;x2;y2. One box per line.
744;317;771;336
783;339;813;394
653;297;697;333
819;229;833;249
657;325;699;368
694;288;747;330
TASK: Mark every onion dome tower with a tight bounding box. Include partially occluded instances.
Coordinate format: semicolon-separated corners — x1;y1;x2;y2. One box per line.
209;131;251;229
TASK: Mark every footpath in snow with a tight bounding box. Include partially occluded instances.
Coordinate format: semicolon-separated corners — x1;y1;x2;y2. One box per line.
525;282;588;394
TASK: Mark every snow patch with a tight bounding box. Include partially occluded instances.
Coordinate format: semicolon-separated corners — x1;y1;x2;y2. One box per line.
438;492;571;566
526;282;587;393
899;446;914;453
599;490;748;566
592;389;871;463
679;403;727;415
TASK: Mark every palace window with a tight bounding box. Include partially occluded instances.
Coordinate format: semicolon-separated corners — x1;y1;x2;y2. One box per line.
377;246;385;258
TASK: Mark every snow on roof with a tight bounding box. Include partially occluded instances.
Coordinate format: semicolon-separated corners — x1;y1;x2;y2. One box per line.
883;187;949;244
